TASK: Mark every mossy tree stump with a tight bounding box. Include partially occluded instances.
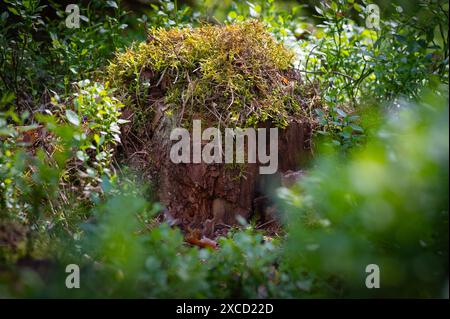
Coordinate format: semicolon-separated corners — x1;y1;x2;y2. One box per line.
108;21;319;236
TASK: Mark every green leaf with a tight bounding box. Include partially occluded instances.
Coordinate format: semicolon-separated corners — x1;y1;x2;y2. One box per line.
343;125;353;134
331;2;338;12
22;0;31;10
350;124;364;132
228;11;237;19
1;11;9;21
335;108;347;118
93;134;101;145
315;6;323;15
7;6;19;16
66;110;80;126
107;1;118;9
353;3;363;12
76;150;88;162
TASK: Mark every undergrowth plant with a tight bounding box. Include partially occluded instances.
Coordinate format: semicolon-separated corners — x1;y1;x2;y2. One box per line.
279;86;449;298
0;0;130;110
64;80;125;185
0;81;126;261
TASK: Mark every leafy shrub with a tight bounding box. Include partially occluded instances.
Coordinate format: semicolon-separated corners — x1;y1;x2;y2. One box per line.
1;86;448;298
292;0;447;149
297;0;448;104
370;0;449;99
0;0;130;109
142;0;199;29
0;79;126;262
63;80;125;184
207;228;280;298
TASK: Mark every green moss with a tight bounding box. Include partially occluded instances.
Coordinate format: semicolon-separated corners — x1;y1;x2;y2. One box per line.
107;20;311;128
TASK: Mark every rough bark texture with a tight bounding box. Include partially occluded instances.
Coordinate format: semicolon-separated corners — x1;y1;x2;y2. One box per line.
119;109;312;236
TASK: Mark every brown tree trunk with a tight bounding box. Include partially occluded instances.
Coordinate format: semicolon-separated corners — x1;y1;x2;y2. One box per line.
119;109;312;237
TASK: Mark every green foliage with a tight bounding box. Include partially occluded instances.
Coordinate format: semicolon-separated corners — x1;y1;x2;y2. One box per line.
0;110;76;260
0;0;49;102
370;0;449;99
48;1;130;93
226;0;304;41
315;106;366;151
66;80;125;182
1;86;448;298
83;193;149;282
279;86;449;297
304;1;377;106
141;223;209;298
142;0;199;28
207;229;280;298
299;0;448;104
291;0;448;150
0;0;130;108
0;81;125;261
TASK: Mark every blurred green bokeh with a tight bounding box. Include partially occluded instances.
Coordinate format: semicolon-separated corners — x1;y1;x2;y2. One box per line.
279;86;449;298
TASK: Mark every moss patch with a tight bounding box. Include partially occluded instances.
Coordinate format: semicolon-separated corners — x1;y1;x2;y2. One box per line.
107;20;314;128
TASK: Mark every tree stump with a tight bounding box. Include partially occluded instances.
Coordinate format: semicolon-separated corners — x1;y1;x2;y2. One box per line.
108;22;320;235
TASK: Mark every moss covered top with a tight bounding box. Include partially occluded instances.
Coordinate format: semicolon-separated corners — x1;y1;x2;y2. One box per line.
107;20;309;128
